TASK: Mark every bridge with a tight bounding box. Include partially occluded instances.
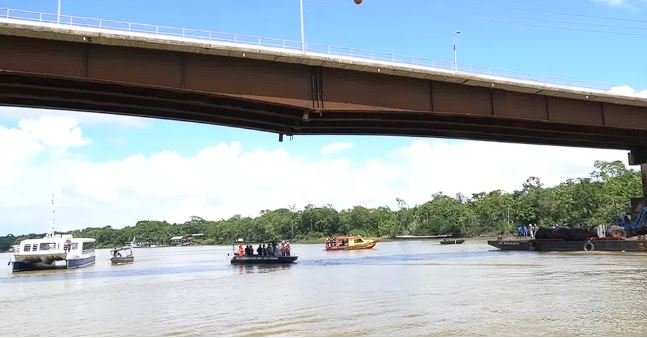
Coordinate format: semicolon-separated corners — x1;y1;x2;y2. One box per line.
1;8;647;168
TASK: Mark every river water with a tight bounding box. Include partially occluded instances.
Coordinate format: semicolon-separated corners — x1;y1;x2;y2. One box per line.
2;240;647;336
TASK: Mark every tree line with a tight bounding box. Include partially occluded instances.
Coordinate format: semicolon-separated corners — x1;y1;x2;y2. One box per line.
0;160;641;251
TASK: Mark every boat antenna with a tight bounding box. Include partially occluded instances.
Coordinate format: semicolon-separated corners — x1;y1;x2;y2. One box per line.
49;193;55;236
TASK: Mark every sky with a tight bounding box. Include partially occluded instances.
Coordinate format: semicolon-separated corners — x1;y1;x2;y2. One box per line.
1;0;646;235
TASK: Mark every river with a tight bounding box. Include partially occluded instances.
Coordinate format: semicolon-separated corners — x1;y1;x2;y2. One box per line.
2;240;647;336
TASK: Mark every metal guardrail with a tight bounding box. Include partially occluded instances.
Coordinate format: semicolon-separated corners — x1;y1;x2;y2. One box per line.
0;8;621;91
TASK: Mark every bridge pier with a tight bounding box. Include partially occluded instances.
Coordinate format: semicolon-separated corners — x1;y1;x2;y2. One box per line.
629;148;647;206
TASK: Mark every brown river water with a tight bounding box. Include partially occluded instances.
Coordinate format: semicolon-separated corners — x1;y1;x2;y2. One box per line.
2;240;647;336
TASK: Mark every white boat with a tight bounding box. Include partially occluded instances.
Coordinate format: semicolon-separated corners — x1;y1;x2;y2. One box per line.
10;232;96;272
9;194;96;272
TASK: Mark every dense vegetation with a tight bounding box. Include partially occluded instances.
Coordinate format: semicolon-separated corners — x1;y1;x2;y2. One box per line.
0;160;641;251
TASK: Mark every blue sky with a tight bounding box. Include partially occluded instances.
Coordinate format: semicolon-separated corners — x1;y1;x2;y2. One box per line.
0;0;645;234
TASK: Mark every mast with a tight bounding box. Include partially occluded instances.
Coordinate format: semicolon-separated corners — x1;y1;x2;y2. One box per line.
49;193;55;237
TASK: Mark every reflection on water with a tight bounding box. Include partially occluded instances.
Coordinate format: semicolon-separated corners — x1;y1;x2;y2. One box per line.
2;241;647;336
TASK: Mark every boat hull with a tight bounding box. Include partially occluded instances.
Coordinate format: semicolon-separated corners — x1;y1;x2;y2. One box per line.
440;239;465;245
12;255;95;272
488;239;647;252
325;242;377;251
230;256;298;265
111;257;134;265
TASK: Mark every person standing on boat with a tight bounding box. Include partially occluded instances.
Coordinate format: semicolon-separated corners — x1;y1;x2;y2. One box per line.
285;242;291;256
238;244;244;257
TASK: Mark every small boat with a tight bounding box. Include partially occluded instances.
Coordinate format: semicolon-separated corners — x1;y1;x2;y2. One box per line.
110;247;134;264
325;235;377;251
10;231;96;272
395;235;451;241
440;238;465;245
230;240;297;265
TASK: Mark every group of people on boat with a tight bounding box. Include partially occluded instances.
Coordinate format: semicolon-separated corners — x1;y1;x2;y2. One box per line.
325;237;346;248
516;224;539;238
237;241;291;257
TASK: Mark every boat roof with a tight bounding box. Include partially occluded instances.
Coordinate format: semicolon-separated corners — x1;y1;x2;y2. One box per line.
19;236;95;244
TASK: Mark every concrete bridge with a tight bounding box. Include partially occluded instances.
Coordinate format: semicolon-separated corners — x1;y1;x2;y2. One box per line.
1;9;647;167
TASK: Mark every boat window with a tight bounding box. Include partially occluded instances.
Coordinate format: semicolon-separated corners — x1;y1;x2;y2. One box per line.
355;238;363;243
82;241;96;254
39;243;57;251
32;244;38;251
71;243;78;250
23;245;31;252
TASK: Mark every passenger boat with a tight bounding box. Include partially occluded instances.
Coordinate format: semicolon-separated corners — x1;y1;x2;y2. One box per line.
10;231;96;272
325;235;377;251
230;240;298;265
110;247;134;265
440;238;465;245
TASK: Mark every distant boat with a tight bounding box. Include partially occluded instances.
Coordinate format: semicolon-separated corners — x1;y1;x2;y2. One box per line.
110;247;134;265
325;235;377;251
395;235;451;240
126;236;140;248
440;238;465;245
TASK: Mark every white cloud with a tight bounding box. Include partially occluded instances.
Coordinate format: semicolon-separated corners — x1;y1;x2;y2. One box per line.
594;0;628;6
18;116;91;148
0;118;630;235
592;0;647;9
608;85;647;98
320;142;354;154
0;115;91;197
0;106;151;129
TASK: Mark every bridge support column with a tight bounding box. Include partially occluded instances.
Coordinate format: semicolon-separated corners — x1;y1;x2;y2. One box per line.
629;148;647;206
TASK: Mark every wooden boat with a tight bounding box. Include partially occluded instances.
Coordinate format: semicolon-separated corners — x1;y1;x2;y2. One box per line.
110;247;134;264
325;235;377;251
440;238;465;245
230;240;298;265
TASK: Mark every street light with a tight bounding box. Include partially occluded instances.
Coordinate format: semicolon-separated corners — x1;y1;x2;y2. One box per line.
299;0;305;54
300;1;362;54
452;31;461;71
57;0;61;24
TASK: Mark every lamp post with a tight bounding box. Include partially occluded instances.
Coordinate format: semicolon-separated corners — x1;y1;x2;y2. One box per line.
57;0;61;23
299;0;305;53
452;31;460;71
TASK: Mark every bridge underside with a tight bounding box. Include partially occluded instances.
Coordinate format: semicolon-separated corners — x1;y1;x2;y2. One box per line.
2;72;647;151
1;34;647;152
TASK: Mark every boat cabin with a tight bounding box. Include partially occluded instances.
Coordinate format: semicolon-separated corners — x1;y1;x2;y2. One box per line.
325;235;377;250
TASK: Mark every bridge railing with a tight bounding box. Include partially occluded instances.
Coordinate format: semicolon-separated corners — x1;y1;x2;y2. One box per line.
0;8;620;91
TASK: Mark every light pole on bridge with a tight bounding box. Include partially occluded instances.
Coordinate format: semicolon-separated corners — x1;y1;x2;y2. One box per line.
452;31;461;71
299;0;305;54
299;0;363;55
57;0;62;24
